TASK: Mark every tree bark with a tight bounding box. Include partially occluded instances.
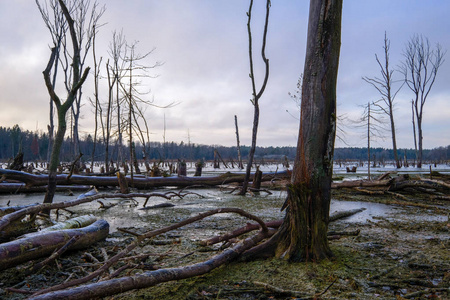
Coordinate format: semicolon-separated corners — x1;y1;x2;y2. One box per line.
253;0;342;262
0;219;109;270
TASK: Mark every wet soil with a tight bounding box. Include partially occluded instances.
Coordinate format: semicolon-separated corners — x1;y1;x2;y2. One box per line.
0;181;449;299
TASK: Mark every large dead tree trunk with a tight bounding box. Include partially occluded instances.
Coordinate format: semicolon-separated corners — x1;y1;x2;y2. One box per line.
0;219;109;270
245;0;343;262
274;0;342;261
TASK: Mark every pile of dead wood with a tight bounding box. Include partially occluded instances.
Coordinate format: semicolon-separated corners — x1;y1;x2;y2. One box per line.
0;189;365;300
332;172;450;202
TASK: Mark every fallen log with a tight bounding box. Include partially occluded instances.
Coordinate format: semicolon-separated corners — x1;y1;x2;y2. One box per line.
0;190;198;233
0;168;289;191
0;204;37;242
200;208;366;246
0;219;109;270
28;230;271;300
20;215;98;239
0;183;91;193
388;179;450;193
331;179;391;189
26;235;80;275
29;207;270;297
139;203;175;210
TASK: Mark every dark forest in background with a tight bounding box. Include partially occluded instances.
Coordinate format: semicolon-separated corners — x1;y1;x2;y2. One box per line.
1;125;449;163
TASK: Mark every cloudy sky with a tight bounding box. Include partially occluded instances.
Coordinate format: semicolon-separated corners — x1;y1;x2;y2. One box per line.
1;0;449;149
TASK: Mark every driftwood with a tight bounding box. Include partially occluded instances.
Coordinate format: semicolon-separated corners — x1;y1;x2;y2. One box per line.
0;168;288;191
0;183;91;194
388;179;450;192
332;179;392;189
26;206;364;299
29;208;270;298
200;208;366;246
26;235;80;275
0;219;109;269
29;230;270;300
333;176;450;195
0;204;38;242
0;189;205;234
20;215;98;239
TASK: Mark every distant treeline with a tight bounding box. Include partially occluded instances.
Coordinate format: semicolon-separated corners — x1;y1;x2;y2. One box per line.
0;125;449;163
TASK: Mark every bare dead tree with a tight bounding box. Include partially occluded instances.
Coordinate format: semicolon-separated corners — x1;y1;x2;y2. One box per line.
240;0;270;195
35;0;68;163
104;30;126;172
89;23;102;172
40;0;93;206
355;101;387;179
234;115;244;169
363;32;403;168
400;34;446;168
37;0;104;167
67;0;105;159
411;99;418;163
118;41;164;183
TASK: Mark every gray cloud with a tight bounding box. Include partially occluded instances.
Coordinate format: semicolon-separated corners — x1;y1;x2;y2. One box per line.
0;0;449;149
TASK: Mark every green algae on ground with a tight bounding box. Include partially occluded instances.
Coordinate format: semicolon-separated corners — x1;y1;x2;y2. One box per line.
0;185;448;299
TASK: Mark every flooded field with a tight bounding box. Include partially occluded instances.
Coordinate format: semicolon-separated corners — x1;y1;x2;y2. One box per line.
0;162;449;299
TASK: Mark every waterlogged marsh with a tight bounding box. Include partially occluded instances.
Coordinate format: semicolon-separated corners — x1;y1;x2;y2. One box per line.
0;164;448;299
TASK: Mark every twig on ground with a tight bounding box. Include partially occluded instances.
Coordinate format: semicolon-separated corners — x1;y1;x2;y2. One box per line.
30;208;269;297
27;236;80;275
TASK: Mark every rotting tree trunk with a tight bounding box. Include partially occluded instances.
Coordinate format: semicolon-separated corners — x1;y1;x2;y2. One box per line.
246;0;342;262
277;0;342;261
0;219;109;270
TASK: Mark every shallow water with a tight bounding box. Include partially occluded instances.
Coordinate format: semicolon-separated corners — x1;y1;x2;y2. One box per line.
1;187;447;234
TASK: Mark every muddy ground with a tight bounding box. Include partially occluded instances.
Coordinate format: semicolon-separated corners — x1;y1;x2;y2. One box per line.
0;179;449;299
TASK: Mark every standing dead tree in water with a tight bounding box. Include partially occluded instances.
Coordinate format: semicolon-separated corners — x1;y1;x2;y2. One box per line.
37;0;105;161
240;0;270;195
363;32;403;168
355;101;386;180
244;0;343;261
118;40;167;183
103;30;126;172
35;0;65;163
90;23;102;172
39;0;103;206
400;35;445;168
234;115;244;169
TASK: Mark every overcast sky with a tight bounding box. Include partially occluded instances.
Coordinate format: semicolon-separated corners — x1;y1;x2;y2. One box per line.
1;0;449;149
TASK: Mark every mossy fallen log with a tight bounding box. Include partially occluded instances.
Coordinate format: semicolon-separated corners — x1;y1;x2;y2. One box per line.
0;219;109;270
